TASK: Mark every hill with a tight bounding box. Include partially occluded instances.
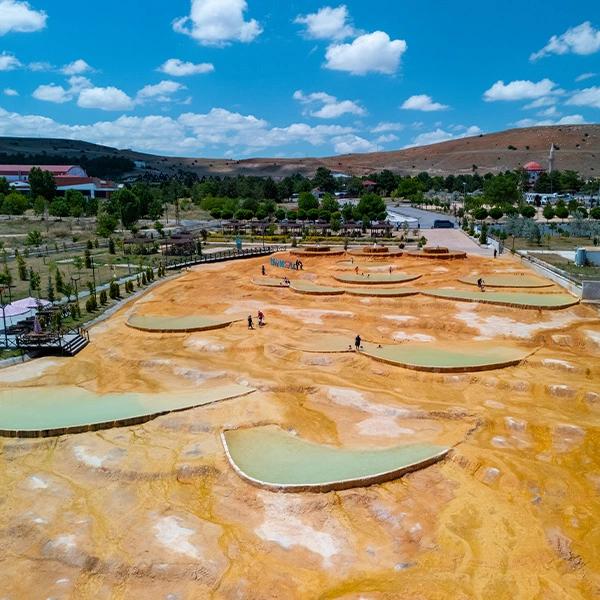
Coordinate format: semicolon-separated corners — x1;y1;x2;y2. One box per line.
0;124;598;179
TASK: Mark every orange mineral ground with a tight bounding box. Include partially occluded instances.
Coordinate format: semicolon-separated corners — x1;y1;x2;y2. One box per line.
0;251;599;599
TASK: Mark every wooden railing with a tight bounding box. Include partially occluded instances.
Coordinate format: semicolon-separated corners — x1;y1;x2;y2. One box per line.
164;246;285;270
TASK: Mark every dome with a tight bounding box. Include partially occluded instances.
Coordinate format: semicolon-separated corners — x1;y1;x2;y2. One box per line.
523;161;544;172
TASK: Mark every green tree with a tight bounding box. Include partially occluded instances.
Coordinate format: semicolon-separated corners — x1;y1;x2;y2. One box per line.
590;206;600;220
33;196;46;217
489;207;504;221
355;193;386;221
65;190;85;218
49;198;70;218
520;205;536;219
484;174;519;205
25;229;44;248
55;269;64;295
298;192;319;212
47;276;55;303
555;205;569;220
472;207;488;221
543;205;555;221
1;192;28;215
28;167;56;201
96;208;118;237
29;269;41;295
312;167;336;193
0;177;9;195
108;237;116;254
113;189;140;228
84;249;92;269
16;254;27;281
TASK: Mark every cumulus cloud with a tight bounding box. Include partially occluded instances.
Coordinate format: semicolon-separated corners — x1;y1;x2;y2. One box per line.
401;94;448;111
294;5;356;40
371;121;404;133
531;22;600;61
483;79;559;101
77;86;135;111
0;0;46;35
173;0;262;46
0;105;360;155
137;80;186;102
0;51;21;71
293;89;365;118
3;87;18;96
407;125;482;148
514;115;587;128
325;31;407;75
32;84;71;104
158;58;214;76
375;133;398;143
332;134;377;154
61;59;93;75
567;86;600;109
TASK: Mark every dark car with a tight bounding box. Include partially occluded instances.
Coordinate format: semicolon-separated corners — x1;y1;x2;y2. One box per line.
432;219;454;229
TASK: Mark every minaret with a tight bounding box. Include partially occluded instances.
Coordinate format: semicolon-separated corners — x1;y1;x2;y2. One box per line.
548;143;555;174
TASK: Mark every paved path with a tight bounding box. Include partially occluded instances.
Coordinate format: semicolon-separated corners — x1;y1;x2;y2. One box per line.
387;206;458;228
423;229;493;257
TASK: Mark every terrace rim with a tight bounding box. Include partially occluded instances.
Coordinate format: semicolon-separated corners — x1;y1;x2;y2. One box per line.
220;429;451;493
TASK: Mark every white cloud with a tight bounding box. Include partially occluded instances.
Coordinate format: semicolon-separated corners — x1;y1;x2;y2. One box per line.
325;31;407;75
484;79;559;102
158;58;214;76
567;86;600;109
3;88;18;96
531;22;600;61
375;134;398;143
372;121;404;133
0;105;361;155
401;94;448;112
294;5;356;40
0;51;21;71
32;84;71;104
537;106;559;118
524;96;557;109
333;134;377;154
0;0;46;35
77;86;135;111
514;115;586;128
293;89;365;119
28;60;52;71
407;125;482;148
173;0;262;46
61;59;93;75
576;72;596;82
137;80;185;103
32;76;92;104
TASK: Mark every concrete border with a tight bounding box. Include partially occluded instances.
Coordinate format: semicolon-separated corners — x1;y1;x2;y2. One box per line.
0;386;255;438
126;315;239;333
220;428;450;493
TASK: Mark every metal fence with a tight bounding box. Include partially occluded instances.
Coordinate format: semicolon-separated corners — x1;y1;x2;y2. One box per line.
164;246;285;270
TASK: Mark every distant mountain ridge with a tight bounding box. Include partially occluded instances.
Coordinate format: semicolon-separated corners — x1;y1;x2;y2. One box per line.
0;124;598;180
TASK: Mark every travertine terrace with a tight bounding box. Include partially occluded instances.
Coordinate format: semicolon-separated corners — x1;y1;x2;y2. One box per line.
0;250;598;599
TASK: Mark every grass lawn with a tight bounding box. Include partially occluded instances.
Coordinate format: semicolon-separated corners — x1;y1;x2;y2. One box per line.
528;252;600;282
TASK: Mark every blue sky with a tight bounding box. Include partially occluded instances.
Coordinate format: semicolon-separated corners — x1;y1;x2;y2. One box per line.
0;0;598;157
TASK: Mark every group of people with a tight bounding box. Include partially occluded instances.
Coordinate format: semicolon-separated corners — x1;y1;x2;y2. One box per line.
247;310;266;329
477;278;486;292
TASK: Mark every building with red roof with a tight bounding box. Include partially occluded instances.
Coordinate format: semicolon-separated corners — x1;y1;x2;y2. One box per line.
522;161;545;187
0;164;121;198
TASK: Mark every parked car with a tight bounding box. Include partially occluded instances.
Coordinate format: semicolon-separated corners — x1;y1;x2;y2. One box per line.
432;219;454;229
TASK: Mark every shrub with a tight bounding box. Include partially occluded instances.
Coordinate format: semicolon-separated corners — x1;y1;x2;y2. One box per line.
109;281;120;299
85;297;97;313
99;290;108;305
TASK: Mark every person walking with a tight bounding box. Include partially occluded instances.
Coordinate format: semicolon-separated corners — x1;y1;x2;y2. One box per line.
247;315;254;329
494;249;497;259
355;334;362;351
477;278;485;292
258;310;265;327
262;265;266;276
